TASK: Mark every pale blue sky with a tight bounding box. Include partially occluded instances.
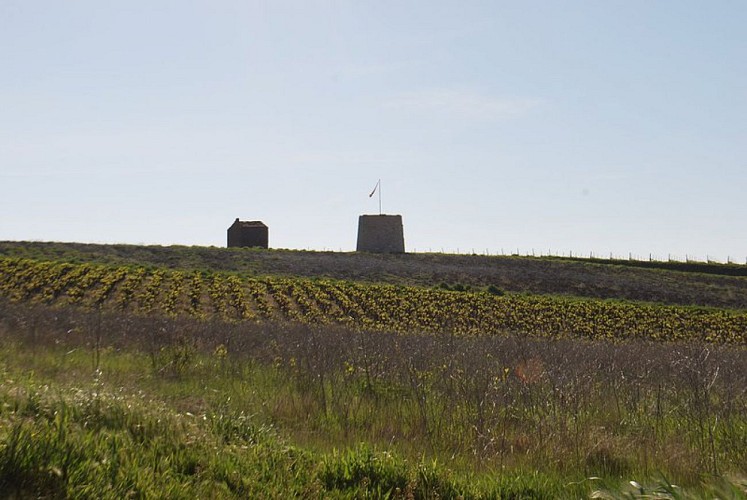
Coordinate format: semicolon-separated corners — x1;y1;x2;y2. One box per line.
1;1;745;261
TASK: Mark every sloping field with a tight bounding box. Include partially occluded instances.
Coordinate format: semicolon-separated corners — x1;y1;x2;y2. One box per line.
1;241;747;309
1;257;746;343
2;242;747;496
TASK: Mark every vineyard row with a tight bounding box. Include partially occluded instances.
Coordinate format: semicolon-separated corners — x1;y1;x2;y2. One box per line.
0;257;745;343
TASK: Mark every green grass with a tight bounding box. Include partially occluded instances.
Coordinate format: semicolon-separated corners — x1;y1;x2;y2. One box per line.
1;312;746;498
0;345;599;498
0;372;316;498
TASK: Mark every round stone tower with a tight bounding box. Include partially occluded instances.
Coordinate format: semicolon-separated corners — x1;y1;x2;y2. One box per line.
356;214;405;253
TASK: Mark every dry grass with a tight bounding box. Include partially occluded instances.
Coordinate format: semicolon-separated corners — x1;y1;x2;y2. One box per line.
2;299;745;486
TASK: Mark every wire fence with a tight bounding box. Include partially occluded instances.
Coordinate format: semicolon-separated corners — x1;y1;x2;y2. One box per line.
314;246;746;266
406;247;747;266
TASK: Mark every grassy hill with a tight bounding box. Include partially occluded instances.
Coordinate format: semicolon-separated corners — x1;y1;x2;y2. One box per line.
1;240;747;309
1;240;747;497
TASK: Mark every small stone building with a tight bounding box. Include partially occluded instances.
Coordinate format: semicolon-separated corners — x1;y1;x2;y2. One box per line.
356;214;405;253
227;219;268;248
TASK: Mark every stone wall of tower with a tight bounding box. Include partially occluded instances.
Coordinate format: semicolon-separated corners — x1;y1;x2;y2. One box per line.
356;215;405;253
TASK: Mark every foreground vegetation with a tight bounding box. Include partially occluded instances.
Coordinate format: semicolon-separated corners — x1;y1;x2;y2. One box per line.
2;350;512;498
1;300;747;498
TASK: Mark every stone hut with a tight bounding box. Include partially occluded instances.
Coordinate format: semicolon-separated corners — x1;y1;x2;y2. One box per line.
356;214;405;253
227;219;268;248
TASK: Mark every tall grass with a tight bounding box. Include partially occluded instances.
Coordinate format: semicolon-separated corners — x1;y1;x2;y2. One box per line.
0;364;595;498
1;299;746;495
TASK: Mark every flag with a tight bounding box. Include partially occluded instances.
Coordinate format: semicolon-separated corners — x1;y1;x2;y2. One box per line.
369;179;380;198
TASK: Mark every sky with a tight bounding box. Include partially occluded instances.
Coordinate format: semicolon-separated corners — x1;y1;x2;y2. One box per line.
1;1;745;262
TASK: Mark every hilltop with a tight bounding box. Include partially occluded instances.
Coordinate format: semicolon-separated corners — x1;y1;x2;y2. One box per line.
1;240;746;309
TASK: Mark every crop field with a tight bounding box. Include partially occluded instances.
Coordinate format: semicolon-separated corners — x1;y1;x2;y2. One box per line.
1;246;747;498
1;257;747;344
3;240;747;309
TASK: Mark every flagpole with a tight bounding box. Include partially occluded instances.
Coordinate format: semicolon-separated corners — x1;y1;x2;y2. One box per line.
378;179;382;215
